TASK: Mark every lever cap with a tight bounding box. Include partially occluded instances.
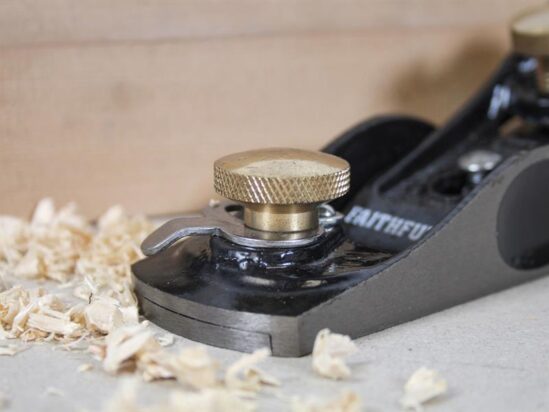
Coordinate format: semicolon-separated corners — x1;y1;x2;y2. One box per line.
214;148;350;205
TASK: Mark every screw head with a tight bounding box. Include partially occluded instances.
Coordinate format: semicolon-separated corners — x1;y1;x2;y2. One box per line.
458;150;502;174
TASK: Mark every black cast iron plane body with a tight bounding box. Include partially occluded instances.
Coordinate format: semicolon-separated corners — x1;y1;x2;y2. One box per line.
132;54;549;356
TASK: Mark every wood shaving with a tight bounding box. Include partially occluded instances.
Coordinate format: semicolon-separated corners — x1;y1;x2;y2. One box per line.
95;323;218;389
137;349;178;382
168;346;219;389
291;390;361;412
45;387;65;397
103;379;256;412
242;367;281;388
14;198;92;283
84;297;124;334
101;324;160;374
311;329;357;380
168;388;256;412
225;348;279;392
155;333;175;347
133;345;220;389
0;346;17;356
78;363;94;372
400;367;448;411
0;343;26;356
0;216;30;276
27;312;82;337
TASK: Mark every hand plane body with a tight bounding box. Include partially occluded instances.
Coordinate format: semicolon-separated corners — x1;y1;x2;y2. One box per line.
132;8;549;356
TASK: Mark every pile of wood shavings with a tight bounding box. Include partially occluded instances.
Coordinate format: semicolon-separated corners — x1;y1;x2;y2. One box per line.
0;198;152;346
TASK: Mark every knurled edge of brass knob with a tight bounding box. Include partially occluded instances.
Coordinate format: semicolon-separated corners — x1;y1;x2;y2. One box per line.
511;5;549;57
213;166;350;204
213;148;350;233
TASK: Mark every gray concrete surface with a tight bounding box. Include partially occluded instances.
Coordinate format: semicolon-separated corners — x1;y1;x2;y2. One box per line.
1;275;548;412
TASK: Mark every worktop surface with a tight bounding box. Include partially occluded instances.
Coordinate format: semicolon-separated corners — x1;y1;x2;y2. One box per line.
1;275;548;412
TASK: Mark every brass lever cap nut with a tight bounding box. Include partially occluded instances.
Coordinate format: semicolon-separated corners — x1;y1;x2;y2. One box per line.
213;148;350;233
512;5;549;56
214;148;350;205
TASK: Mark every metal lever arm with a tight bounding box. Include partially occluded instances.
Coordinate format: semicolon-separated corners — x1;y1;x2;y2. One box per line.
141;216;219;256
141;202;328;255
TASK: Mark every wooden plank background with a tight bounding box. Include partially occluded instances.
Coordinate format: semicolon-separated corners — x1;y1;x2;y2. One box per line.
0;0;542;217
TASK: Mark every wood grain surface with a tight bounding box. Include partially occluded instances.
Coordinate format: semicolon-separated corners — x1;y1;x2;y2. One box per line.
0;1;542;217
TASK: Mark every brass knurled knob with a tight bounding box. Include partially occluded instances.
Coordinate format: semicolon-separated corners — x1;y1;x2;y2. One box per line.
512;5;549;92
214;148;350;233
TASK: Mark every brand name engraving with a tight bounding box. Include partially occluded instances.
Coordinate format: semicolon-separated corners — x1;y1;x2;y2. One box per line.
344;206;432;241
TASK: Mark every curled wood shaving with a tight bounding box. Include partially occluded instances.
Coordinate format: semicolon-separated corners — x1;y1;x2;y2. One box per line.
225;348;279;392
27;313;82;337
101;324;160;374
135;345;220;390
291;390;361;412
91;323;219;388
168;346;219;389
131;343;278;394
400;367;448;411
137;349;177;383
84;297;124;334
311;329;357;380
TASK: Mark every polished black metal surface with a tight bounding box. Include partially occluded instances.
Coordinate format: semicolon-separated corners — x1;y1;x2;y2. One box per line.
133;229;392;317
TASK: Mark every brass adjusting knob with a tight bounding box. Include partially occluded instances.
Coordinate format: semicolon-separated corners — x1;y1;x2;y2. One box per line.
512;5;549;93
214;148;350;233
